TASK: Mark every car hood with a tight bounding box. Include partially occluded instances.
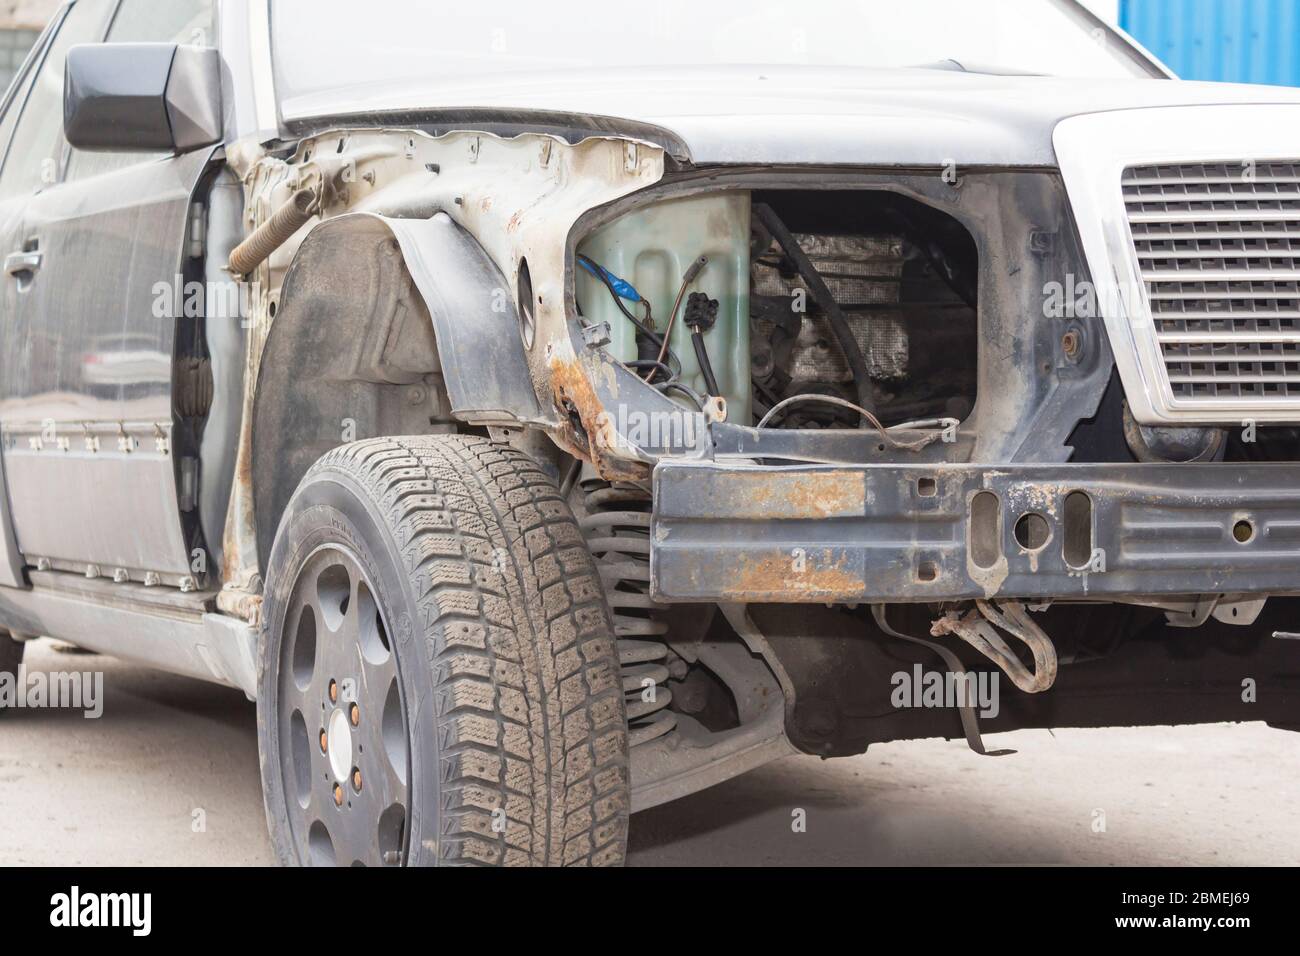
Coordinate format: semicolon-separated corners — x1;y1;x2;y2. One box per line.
284;65;1300;167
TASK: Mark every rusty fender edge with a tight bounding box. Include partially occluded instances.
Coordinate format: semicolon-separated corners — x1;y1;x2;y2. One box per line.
649;460;1300;603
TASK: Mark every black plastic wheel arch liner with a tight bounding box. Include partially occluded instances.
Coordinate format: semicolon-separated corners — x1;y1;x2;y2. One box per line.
378;213;542;424
252;213;542;565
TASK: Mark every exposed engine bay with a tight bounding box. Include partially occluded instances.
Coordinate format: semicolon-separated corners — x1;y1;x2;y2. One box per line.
560;170;1300;783
574;189;978;434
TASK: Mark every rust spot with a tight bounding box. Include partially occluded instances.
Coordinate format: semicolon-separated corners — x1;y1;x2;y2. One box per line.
725;471;864;519
221;427;257;593
722;551;863;602
546;353;644;482
507;210;523;233
215;589;263;627
479;195;493;213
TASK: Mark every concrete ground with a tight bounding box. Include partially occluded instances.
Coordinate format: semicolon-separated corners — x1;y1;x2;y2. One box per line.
1;639;1297;866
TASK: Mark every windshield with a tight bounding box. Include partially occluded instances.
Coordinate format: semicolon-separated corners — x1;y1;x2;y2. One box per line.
272;0;1160;119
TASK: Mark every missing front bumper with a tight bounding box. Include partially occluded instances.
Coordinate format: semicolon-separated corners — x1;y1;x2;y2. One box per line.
650;460;1300;603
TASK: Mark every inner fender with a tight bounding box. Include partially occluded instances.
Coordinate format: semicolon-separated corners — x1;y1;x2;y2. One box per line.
251;214;541;566
381;212;543;425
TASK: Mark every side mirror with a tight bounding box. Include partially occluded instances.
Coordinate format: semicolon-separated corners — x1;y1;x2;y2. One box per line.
64;43;222;153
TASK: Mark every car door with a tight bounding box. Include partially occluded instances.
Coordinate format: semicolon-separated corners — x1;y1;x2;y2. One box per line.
0;0;219;589
0;0;109;589
0;12;58;590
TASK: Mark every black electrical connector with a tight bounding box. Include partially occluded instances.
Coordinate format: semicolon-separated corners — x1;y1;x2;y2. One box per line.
684;292;722;397
684;291;719;333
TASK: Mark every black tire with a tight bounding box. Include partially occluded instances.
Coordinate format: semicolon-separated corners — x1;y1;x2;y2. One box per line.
0;632;22;713
257;435;629;866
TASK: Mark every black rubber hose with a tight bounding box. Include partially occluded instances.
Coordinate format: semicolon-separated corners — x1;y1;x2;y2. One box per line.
691;330;722;397
752;203;876;418
625;359;677;386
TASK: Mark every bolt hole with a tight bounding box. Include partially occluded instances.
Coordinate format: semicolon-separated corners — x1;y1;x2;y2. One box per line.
1062;491;1094;569
917;477;937;498
1233;519;1255;544
917;561;938;582
1013;512;1051;551
969;491;1002;570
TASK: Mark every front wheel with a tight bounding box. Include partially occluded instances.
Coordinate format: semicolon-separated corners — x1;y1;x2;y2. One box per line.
0;632;23;714
257;435;629;866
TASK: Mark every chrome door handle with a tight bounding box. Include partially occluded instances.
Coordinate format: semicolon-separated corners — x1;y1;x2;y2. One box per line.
4;250;41;276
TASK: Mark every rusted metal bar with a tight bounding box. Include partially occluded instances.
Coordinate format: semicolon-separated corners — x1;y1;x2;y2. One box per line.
931;600;1058;693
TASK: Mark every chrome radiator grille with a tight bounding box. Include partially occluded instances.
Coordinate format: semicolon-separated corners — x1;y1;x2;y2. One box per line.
1123;161;1300;401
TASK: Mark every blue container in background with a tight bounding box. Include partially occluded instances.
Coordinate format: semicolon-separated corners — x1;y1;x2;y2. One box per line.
1120;0;1300;85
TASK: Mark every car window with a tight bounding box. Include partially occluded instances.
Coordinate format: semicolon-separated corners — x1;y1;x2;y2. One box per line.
0;28;47;181
0;1;111;201
65;0;216;182
105;0;214;46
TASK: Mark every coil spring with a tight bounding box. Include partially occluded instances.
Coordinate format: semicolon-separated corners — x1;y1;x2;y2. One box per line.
579;480;677;748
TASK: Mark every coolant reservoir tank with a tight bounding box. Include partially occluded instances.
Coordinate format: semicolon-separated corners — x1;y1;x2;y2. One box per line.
576;191;751;425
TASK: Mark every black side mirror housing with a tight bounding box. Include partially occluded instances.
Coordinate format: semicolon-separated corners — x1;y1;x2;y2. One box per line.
64;43;222;153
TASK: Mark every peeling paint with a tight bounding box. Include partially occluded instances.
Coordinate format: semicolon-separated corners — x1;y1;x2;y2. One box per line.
547;353;645;482
726;470;865;520
725;551;863;601
215;127;666;606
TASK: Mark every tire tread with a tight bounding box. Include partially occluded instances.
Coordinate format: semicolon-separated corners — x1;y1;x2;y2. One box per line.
307;435;628;866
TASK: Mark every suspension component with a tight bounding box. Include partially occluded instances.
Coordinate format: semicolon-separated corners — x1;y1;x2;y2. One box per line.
578;478;677;748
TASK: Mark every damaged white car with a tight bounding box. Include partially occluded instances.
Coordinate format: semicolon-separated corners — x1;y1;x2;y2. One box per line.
2;0;1300;866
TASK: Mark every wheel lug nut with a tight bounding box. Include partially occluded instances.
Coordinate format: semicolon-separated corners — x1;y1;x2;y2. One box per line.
352;768;362;792
328;679;338;703
319;729;327;753
350;703;360;726
333;783;344;807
